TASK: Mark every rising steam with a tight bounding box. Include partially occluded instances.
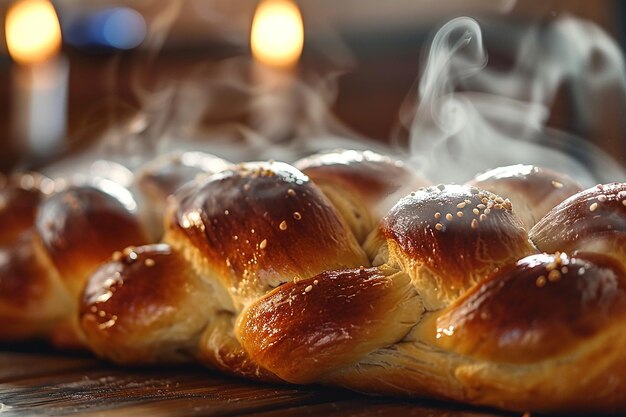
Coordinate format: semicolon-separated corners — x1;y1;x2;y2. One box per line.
39;9;625;190
400;16;626;185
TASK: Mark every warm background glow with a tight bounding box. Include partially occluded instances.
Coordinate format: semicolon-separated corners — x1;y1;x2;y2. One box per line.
5;0;62;65
251;0;304;68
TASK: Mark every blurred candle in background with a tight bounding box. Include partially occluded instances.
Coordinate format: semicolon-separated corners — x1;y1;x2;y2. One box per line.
250;0;304;141
5;0;68;158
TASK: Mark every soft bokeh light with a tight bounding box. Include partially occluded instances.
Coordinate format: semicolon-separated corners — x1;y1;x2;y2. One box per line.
101;8;146;50
65;7;147;50
5;0;62;65
251;0;304;68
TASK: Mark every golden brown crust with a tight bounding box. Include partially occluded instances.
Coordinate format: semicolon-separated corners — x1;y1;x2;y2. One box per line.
430;252;626;363
530;182;626;265
136;152;231;239
236;267;420;384
376;184;535;309
137;151;231;201
327;325;626;413
0;172;56;245
0;233;71;340
323;252;626;413
451;328;626;413
198;311;280;383
468;165;582;229
166;161;368;306
80;244;214;364
7;153;623;413
295;150;430;242
36;186;149;297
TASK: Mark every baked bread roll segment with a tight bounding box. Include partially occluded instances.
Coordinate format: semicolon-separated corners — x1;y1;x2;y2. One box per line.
165;160;368;308
80;159;369;381
237;266;421;384
368;184;536;310
0;172;52;245
232;173;626;412
469;165;583;229
81;244;214;364
0;233;71;341
0;152;229;347
530;182;626;266
295;149;430;243
427;252;626;413
323;251;626;413
36;186;149;299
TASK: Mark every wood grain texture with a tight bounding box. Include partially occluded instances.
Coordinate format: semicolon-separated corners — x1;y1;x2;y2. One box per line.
0;350;508;416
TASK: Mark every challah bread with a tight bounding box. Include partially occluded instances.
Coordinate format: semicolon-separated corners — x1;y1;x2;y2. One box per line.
77;152;626;412
365;184;536;310
0;232;71;341
295;150;430;243
0;151;229;347
0;173;70;341
136;151;231;239
36;186;149;348
530;182;626;267
237;181;626;412
81;160;368;379
3;146;625;413
468;164;583;229
0;172;55;245
81;243;214;364
165;160;369;308
321;252;626;413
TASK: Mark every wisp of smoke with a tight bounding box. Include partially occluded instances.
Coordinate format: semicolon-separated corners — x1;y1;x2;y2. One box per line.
40;9;626;191
400;16;626;186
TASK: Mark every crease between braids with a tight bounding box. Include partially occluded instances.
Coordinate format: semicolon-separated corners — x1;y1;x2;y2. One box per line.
1;149;626;414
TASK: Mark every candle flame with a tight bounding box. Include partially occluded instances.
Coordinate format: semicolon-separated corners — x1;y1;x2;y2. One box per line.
251;0;303;69
5;0;62;65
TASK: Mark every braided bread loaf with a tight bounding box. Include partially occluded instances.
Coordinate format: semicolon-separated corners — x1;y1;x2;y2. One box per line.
2;149;625;413
0;151;228;347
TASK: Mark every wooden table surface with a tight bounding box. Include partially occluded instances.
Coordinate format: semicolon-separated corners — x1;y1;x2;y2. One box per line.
0;346;516;417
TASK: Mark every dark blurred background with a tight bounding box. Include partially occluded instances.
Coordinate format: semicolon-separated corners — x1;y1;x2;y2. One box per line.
0;0;624;173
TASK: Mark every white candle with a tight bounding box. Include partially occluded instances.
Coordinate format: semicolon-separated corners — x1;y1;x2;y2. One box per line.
11;57;69;156
6;0;68;157
250;0;304;141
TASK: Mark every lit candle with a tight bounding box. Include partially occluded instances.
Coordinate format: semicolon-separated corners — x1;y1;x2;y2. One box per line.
250;0;304;141
6;0;68;157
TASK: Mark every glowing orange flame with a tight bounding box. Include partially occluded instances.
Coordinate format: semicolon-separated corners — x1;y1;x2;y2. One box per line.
251;0;304;69
5;0;62;65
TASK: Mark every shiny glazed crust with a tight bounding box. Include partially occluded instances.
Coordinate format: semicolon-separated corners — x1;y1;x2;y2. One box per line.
136;151;231;239
372;184;535;309
530;182;626;267
467;164;582;229
36;186;149;298
2;154;625;413
237;266;420;383
295;150;430;243
0;172;52;245
80;244;214;364
165;161;368;307
78;163;626;412
0;233;71;340
325;251;626;413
